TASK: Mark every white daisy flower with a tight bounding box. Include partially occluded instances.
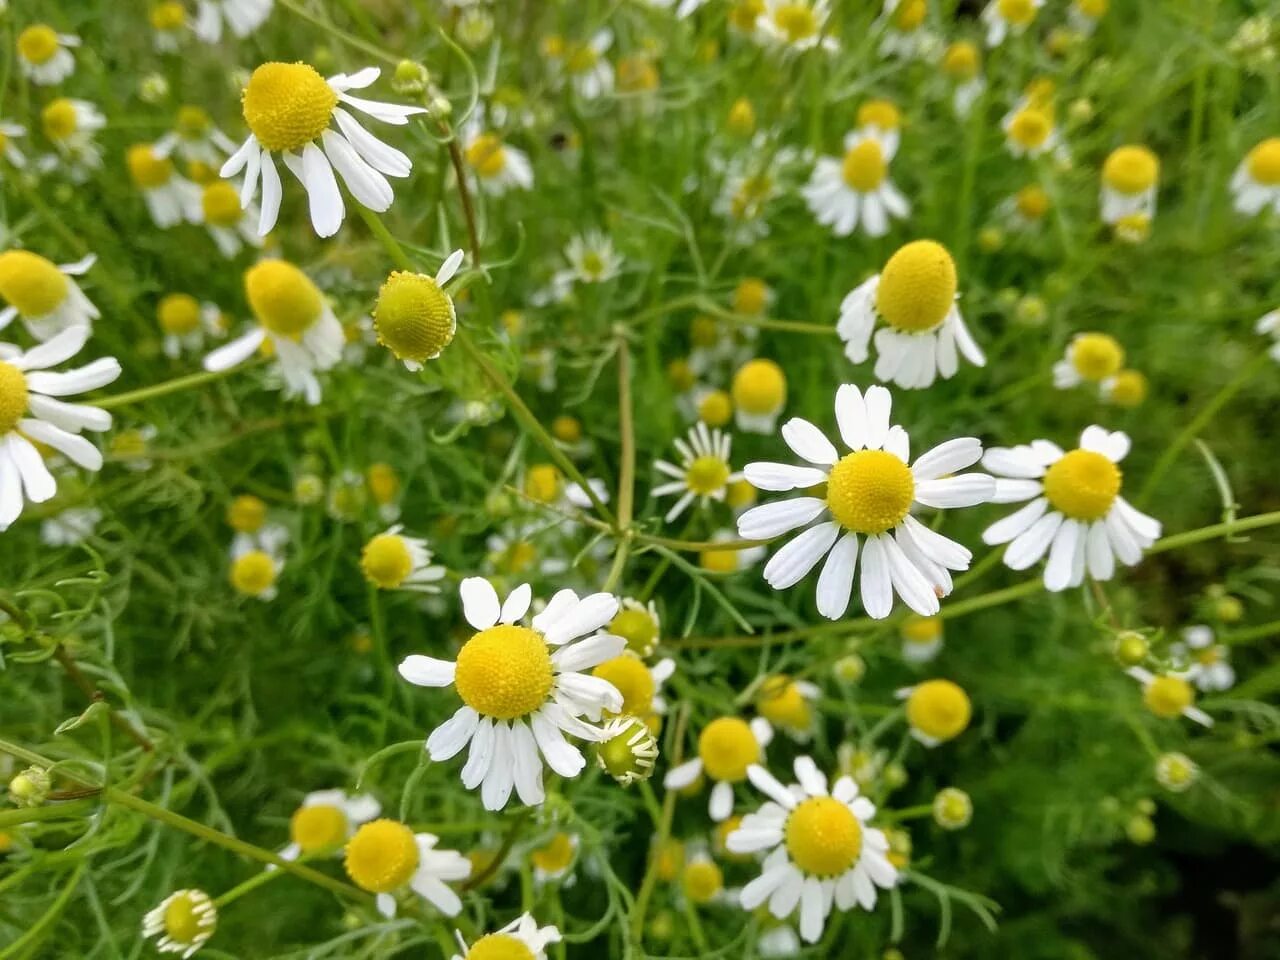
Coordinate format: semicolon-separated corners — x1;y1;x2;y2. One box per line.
1101;145;1159;226
371;250;465;370
940;41;986;117
1256;309;1280;362
727;757;898;943
738;384;994;620
360;524;447;592
220;63;427;238
203;259;344;405
0;121;29;170
0;250;99;341
1002;103;1060;158
757;0;838;53
564;231;622;286
16;25;79;86
754;675;821;742
900;615;944;663
981;0;1043;47
0;325;120;531
127;143;202;229
1125;668;1213;727
837;240;985;390
450;914;561;960
530;831;580;885
150;1;191;52
40;506;102;546
1052;332;1125;391
878;0;931;61
38;98;105;179
343;817;471;918
1174;625;1235;693
197;180;264;258
397;577;626;811
732;358;788;434
277;788;380;863
801;130;909;238
193;0;273;43
561;31;614;99
142;889;217;958
1069;0;1109;33
463;129;534;195
897;678;972;746
981;426;1162;591
154;105;240;166
653;422;744;523
157;294;225;358
663;715;775;821
109;423;160;471
1230;137;1280;216
229;530;285;600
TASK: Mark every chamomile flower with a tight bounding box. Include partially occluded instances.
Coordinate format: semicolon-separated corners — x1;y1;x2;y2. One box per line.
1004;183;1051;230
681;850;727;905
278;789;380;862
0;251;99;341
653;422;743;522
1125;668;1213;727
16;25;79;86
193;0;273;43
450;914;561;960
0;122;28;171
837;240;985;390
530;831;579;884
732;359;787;433
344;818;471;918
199;180;264;257
150;2;191;51
1052;332;1125;391
727;757;897;943
738;384;994;619
109;424;159;471
1173;625;1235;692
981;426;1162;590
398;577;625;810
360;525;447;592
40;507;102;546
1230;137;1280;216
371;250;465;370
221;63;427;238
757;0;837;54
0;326;120;531
1002;103;1060;158
940;41;985;117
856;100;903;158
900;614;943;663
564;231;622;286
203;259;344;405
1256;309;1280;362
592;652;675;725
1069;0;1108;33
802;129;908;237
561;31;614;99
229;532;284;600
878;0;931;61
897;679;972;746
981;0;1043;47
155;106;240;166
142;889;217;958
157;293;223;358
1154;752;1198;792
127;143;202;228
39;98;105;178
607;597;662;658
754;675;820;741
1101;145;1159;227
596;715;660;785
463;129;534;195
664;715;774;821
1101;369;1149;407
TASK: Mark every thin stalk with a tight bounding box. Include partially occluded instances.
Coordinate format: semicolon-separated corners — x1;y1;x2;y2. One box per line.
95;360;264;411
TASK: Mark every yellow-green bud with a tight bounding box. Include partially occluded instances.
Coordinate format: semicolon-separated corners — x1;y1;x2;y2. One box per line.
393;60;430;96
8;766;51;808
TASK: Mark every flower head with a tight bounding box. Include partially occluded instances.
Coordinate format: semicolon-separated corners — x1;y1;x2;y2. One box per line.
17;25;79;85
361;525;447;592
1126;668;1213;727
1230;137;1280;216
451;914;561;960
0;251;100;342
345;817;471;917
653;422;744;522
373;251;464;368
142;890;217;958
663;715;775;820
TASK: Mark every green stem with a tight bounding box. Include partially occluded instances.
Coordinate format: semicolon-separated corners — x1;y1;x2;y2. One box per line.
615;331;636;531
629;705;688;947
0;798;97;828
95;360;263;411
0;862;85;960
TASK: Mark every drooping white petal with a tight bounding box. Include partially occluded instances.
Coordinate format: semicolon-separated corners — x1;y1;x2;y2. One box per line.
983;497;1049;545
398;655;457;688
763;521;840;589
426;705;479;760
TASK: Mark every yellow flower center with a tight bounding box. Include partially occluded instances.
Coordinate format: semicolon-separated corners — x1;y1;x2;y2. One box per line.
682;859;724;903
730;0;766;31
202;181;244;227
891;0;926;31
1015;184;1049;220
1076;0;1108;17
187;159;220;185
1042;449;1121;521
592;654;654;716
1069;332;1124;380
150;1;187;31
997;0;1037;25
0;250;69;317
230;550;277;596
290;803;348;853
731;359;785;414
497;540;537;574
344;819;420;893
158;293;201;336
466;133;508;178
367;463;400;504
372;271;455;363
1107;370;1147;408
524;463;561;503
697;716;759;782
245;260;323;339
127;144;174;189
552;415;582;443
1008;108;1051;149
700;547;739;573
1246;138;1280;186
18;25;60;64
841;139;887;192
756;675;811;731
617;56;659;93
177;105;211;137
242;62;338;153
163;892;209;945
609;607;659;656
41;99;79;141
467;934;535;960
874;240;957;333
454;625;554;720
942;41;979;79
773;3;819;42
906;679;971;741
727;98;756;136
733;278;769;315
580;251;606;277
857;100;901;132
785;797;863;876
826;450;915;535
361;533;414;589
1103;146;1159;194
727;478;757;510
685;455;731;496
227;494;267;532
901;615;942;644
698;389;733;427
0;362;30;434
1144;675;1193;719
1195;646;1221;666
531;832;575;874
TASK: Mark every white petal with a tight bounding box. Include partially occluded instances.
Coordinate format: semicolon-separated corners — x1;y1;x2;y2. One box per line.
912;437;983;482
1004;511;1064;569
747;764;798;809
799;876;826;943
321;130;393;211
25;357;121;396
480;724;516;810
25;394;110;433
14;325;89;371
913;474;996;509
793;756;827;796
763;522;840;589
16;419;101;470
859;535;894;619
709;779;735;821
781;418;838;466
744;462;828;492
500;583;532;623
9;435;56;503
203;329;265;372
882;534;940;615
531;709;586;777
426;706;479;761
459;577;501;630
883;425;910;462
663;758;703;790
301;142;344;237
1086;521;1115;581
541;592;619;645
436;249;465;286
982;497;1049;545
509;721;545;806
737;498;827;540
863;385;892;449
815;532;858;619
258;150;282;235
551;633;625;673
531;588;579;634
834;384;868;450
399;655;456;687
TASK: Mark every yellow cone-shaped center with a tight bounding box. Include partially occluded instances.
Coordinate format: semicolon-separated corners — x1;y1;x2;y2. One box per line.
230;551;276;596
373;271;456;363
455;625;554;720
344;819;420;893
1042;449;1121;521
592;654;654;716
466;133;508;178
785;796;862;876
227;494;266;533
841;139;887;192
685;455;731;495
245;260;323;339
609;607;659;656
773;3;819;41
0;250;69;317
998;0;1037;25
1008;108;1051;149
361;533;414;589
41;99;79;141
467;934;536;960
1247;138;1280;186
202;181;244;227
698;716;759;782
874;240;958;333
826;450;915;535
242;62;337;153
128;145;175;189
731;359;785;414
18;25;60;65
150;2;187;31
0;362;30;434
906;679;971;741
531;832;575;874
290;803;348;853
1144;675;1193;719
1069;332;1124;380
757;675;812;731
158;293;201;335
1103;146;1159;195
163;893;208;945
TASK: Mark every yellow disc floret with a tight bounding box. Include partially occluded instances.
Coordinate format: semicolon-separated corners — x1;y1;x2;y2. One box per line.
150;1;187;31
756;676;812;731
162;891;215;946
1246;138;1280;186
367;463;400;504
0;250;69;319
227;493;267;533
697;716;759;782
523;463;561;503
202;181;245;227
592;654;654;716
732;359;785;414
733;277;770;315
41;99;79;141
1007;108;1051;150
1103;146;1159;195
698;389;733;427
466;133;507;178
361;533;414;589
1143;675;1193;719
682;859;724;903
857;100;901;132
245;260;323;339
609;606;659;656
685;455;731;495
18;26;60;65
901;615;942;645
906;679;971;742
0;363;29;434
454;625;554;720
531;832;575;874
1076;0;1108;16
785;797;862;876
344;819;420;893
1043;449;1121;521
826;450;915;535
242;62;338;153
466;934;536;960
1069;332;1124;380
842;139;887;192
997;0;1037;25
373;271;455;363
158;293;201;336
874;240;957;333
290;804;348;853
127;144;174;188
771;3;819;42
230;550;277;596
942;41;980;80
177;105;212;138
